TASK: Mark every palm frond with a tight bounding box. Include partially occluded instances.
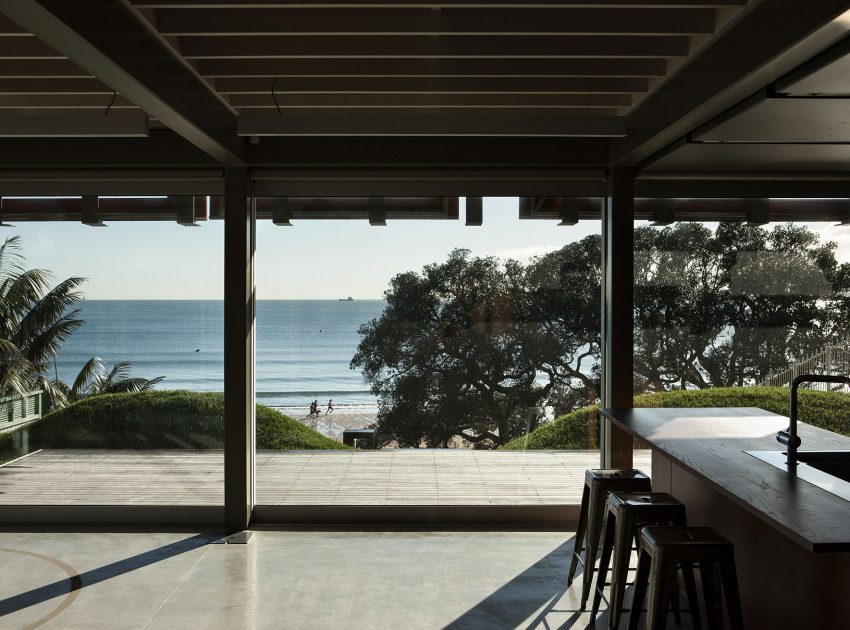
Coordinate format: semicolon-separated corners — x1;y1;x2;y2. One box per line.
21;312;85;369
71;356;105;401
104;361;133;388
104;375;164;394
0;356;35;398
32;374;70;412
14;277;85;355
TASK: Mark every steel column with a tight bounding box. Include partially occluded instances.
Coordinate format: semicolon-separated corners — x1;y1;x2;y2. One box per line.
224;167;255;532
601;167;634;468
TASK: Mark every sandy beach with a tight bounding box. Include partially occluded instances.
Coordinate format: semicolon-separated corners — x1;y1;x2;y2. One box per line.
295;412;377;442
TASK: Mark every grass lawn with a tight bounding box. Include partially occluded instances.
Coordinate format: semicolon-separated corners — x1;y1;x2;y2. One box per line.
0;390;349;462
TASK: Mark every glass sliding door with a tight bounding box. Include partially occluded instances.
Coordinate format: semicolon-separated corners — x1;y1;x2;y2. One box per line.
0;197;224;509
254;196;604;511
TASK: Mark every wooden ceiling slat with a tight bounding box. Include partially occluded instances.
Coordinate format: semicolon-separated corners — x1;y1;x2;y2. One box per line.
0;77;112;94
228;92;633;107
0;59;89;77
0;36;62;58
237;110;627;136
0;94;137;108
132;1;747;7
197;57;668;77
0;15;27;34
153;7;717;35
178;34;691;58
213;76;649;93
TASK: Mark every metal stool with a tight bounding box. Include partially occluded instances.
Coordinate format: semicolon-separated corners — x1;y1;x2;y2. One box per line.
590;492;697;630
630;526;745;630
566;468;651;609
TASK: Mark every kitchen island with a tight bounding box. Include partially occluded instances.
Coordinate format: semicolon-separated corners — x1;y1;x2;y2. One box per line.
601;406;850;628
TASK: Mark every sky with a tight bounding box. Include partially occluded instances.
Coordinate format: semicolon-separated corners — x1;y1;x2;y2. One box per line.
4;197;850;299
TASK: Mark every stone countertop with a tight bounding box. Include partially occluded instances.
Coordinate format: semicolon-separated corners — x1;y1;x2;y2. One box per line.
600;406;850;553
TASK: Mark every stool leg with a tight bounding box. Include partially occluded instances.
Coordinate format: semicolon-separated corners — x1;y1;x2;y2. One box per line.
669;571;681;624
719;552;745;630
628;548;651;630
608;512;636;630
680;562;702;630
580;485;608;608
699;561;721;629
591;511;616;621
568;485;590;586
647;552;673;630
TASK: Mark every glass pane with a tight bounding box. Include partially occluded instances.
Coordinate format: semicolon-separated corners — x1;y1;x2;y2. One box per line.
632;217;850;443
0;200;224;507
255;197;602;507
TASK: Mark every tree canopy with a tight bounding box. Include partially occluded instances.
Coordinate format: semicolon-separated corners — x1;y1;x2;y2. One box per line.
354;223;850;448
352;238;600;447
634;223;850;391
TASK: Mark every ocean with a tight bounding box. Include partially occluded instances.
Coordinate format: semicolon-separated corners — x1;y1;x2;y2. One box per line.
53;300;387;414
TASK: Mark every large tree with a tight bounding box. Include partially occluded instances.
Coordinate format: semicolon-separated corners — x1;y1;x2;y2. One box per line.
352;240;601;447
634;223;850;390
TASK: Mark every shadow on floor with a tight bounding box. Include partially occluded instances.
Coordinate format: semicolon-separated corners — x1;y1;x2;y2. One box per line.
0;532;220;618
442;535;603;630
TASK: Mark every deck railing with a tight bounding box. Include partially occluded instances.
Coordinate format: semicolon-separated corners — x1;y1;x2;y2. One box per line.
0;390;42;432
760;337;850;391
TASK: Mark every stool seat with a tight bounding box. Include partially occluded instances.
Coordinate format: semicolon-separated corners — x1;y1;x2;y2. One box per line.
630;526;744;630
567;469;651;610
590;492;691;630
586;469;651;483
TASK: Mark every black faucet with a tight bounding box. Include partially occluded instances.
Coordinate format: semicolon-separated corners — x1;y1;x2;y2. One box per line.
777;373;850;468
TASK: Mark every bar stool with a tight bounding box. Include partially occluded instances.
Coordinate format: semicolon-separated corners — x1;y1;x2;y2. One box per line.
590;492;697;630
566;468;651;609
630;526;745;630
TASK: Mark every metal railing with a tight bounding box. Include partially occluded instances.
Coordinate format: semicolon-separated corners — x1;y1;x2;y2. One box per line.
760;337;850;392
0;390;42;432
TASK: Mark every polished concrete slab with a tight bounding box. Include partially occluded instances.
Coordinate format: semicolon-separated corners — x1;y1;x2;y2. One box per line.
0;450;652;507
0;529;699;629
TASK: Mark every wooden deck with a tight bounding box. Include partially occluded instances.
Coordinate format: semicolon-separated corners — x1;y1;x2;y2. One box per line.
0;449;652;506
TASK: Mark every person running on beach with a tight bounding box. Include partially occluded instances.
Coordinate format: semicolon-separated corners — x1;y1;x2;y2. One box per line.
313;400;319;418
326;399;334;414
308;401;317;418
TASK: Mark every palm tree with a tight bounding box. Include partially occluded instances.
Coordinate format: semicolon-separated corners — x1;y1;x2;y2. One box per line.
67;357;164;402
0;235;85;407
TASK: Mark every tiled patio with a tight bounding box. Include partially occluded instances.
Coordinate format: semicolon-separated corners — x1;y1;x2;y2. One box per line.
0;449;652;506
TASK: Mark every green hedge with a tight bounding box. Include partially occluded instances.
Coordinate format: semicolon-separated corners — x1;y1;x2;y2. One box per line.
501;386;850;450
0;390;348;461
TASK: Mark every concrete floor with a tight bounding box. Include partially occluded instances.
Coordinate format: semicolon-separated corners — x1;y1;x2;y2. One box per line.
0;529;700;629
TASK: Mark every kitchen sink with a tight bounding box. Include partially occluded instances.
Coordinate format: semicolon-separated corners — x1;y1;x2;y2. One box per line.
746;450;850;501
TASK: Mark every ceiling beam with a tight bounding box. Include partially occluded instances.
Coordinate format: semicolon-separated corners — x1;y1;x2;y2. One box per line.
179;34;691;58
197;57;668;78
153;8;717;35
132;1;746;7
1;0;245;164
216;77;649;94
612;0;850;165
0;129;219;167
228;93;632;108
237;111;626;136
248;136;610;167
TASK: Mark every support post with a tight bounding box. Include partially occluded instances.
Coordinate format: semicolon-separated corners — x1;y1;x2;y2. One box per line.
224;167;255;532
601;167;634;468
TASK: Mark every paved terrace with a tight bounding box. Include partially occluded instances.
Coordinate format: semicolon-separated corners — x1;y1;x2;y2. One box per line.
0;449;652;506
